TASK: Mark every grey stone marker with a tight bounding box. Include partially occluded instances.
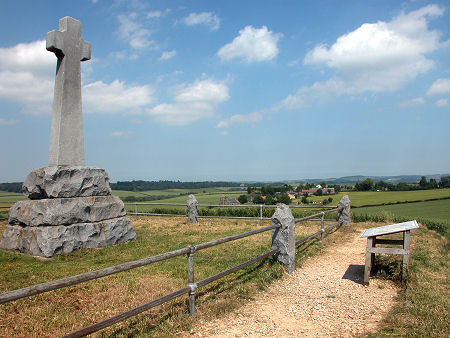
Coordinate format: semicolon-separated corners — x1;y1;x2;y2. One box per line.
47;16;91;166
186;194;198;223
337;195;351;226
271;204;296;274
0;17;136;257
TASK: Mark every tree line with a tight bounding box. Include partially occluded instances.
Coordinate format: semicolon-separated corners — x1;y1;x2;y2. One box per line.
354;176;450;191
110;180;243;191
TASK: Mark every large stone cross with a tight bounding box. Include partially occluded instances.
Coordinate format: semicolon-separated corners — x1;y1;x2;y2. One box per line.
46;17;91;166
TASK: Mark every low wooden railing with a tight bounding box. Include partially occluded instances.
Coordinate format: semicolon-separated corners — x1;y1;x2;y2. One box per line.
126;201;337;224
0;205;344;337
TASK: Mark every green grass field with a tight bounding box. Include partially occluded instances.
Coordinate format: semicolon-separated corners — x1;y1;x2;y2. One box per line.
0;187;246;206
0;191;25;206
305;188;450;206
353;199;450;224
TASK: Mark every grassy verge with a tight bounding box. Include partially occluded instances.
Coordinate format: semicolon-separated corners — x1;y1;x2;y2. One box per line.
369;225;449;336
351;208;448;336
0;217;337;337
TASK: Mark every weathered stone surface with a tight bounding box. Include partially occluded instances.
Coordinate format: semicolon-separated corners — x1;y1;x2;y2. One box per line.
337;195;351;226
9;196;125;227
47;17;91;166
23;166;111;199
0;217;136;257
186;194;198;223
271;204;296;274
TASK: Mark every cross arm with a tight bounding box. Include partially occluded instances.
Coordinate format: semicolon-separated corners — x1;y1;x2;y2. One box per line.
81;40;91;62
46;30;64;57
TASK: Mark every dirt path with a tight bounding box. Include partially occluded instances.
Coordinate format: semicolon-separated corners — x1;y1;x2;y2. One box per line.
186;231;399;337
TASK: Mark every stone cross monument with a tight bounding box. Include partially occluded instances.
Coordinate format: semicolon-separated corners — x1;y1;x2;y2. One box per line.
0;17;136;257
47;16;91;166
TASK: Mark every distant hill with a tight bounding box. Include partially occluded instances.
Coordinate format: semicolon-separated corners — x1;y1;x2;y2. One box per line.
299;174;450;185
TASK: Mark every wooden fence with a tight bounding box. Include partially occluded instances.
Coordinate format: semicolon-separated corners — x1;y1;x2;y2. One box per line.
126;201;338;224
0;204;345;337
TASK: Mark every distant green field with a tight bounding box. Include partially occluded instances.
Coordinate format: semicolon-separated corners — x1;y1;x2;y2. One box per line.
112;187;245;200
305;188;450;207
352;199;450;225
142;192;243;205
2;187;449;210
0;192;25;206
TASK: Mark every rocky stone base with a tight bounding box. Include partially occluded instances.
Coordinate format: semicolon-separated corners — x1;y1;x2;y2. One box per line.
9;195;126;227
23;166;111;199
0;216;136;258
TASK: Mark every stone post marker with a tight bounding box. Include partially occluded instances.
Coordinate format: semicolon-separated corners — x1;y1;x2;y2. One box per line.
0;17;136;257
47;16;91;166
337;195;351;226
186;194;198;223
271;204;296;274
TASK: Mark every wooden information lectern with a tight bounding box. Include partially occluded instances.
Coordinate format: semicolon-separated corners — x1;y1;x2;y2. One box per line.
360;220;419;285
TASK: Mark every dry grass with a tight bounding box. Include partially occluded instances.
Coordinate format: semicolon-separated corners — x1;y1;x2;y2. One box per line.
0;217;335;337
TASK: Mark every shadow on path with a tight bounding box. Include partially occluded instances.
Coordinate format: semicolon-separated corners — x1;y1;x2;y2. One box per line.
342;264;365;284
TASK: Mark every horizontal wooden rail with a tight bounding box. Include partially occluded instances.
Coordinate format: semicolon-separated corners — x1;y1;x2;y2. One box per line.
294;207;341;223
64;286;191;338
295;221;341;246
196;248;280;287
195;224;278;251
125;202;337;209
0;247;190;304
0;224;279;305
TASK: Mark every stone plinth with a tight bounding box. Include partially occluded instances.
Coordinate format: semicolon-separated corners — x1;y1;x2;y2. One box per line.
9;196;126;226
0;166;136;257
0;217;135;258
23;166;111;199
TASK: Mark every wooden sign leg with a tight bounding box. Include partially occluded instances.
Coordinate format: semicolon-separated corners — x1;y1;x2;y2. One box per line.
363;237;374;285
402;230;411;282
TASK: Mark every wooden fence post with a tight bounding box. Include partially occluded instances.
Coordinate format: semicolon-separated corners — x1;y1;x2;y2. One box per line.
260;205;263;226
320;212;325;241
271;204;296;274
187;245;196;316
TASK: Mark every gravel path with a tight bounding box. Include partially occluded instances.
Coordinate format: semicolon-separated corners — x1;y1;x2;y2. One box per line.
186;231;399;337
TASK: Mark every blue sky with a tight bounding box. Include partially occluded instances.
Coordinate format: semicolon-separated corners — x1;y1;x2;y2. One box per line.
0;0;449;182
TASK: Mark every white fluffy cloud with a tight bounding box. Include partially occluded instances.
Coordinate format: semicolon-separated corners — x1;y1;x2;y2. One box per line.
0;40;54;114
435;98;448;107
158;50;176;61
0;118;19;126
147;78;229;125
181;12;220;31
117;13;155;49
0;39;155;116
427;78;450;95
217;111;262;128
83;80;154;114
281;5;446;110
218;26;281;62
399;97;425;108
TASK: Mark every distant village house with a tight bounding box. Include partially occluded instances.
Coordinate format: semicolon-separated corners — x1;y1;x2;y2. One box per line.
220;196;240;205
